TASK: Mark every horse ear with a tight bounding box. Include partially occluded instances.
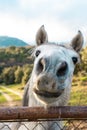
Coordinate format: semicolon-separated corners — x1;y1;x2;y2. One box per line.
70;31;84;53
36;25;48;45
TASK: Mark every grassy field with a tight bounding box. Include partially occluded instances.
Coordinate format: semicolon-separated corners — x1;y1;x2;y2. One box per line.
69;85;87;105
0;84;23;106
69;75;87;105
6;84;24;93
0;92;7;103
0;77;87;106
0;87;21;101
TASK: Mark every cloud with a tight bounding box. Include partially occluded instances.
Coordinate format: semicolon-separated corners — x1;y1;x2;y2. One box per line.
0;11;75;44
0;13;28;42
0;0;86;45
17;0;73;19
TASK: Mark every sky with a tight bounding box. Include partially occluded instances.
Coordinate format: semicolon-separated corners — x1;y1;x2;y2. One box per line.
0;0;87;45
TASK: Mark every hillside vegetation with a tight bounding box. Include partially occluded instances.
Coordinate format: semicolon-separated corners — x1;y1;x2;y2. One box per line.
0;46;34;85
0;46;87;85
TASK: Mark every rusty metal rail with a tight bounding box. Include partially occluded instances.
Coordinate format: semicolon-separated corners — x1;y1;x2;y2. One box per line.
0;106;87;121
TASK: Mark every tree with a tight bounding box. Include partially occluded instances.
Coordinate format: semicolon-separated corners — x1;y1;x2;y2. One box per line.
15;66;24;84
2;67;15;85
22;64;33;85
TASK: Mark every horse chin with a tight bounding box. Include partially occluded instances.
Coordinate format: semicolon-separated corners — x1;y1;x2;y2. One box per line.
33;88;64;104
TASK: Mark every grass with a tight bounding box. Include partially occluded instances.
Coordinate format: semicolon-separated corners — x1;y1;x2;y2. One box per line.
69;85;87;105
6;84;24;92
0;92;7;103
1;89;21;101
0;83;24;95
0;76;87;106
0;84;22;104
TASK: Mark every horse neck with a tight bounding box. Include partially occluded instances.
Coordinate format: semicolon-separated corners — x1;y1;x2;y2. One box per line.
28;75;72;130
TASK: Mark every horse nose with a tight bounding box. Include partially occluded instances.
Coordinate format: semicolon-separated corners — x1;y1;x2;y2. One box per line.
37;75;56;90
37;76;49;87
36;58;47;75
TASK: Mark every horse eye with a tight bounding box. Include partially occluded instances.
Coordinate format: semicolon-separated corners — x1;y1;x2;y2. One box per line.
35;50;41;57
72;57;78;64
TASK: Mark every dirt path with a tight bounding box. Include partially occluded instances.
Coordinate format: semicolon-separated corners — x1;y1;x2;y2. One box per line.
0;87;23;129
0;90;13;106
0;86;22;107
0;86;22;98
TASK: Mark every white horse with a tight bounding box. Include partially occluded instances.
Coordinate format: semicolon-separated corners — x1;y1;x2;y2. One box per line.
12;25;83;130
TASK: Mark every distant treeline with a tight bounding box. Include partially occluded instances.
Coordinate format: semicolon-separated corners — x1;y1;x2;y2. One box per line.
0;45;87;85
0;46;34;85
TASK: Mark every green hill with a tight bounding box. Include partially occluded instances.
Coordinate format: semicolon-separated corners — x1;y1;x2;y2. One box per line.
0;36;28;47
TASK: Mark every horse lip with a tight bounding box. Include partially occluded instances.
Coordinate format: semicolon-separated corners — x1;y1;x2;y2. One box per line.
33;88;64;98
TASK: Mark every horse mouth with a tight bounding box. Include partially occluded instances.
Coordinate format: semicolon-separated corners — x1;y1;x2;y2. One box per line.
33;88;64;98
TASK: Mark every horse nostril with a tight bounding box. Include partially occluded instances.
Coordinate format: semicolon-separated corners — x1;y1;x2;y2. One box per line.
56;62;68;77
36;58;45;74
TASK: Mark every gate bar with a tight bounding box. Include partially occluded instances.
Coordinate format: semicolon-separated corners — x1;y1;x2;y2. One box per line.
0;106;87;121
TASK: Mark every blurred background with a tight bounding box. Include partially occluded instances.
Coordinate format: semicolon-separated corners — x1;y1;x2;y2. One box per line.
0;0;87;107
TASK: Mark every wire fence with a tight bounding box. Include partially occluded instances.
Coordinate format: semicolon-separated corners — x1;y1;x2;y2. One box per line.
0;106;87;130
